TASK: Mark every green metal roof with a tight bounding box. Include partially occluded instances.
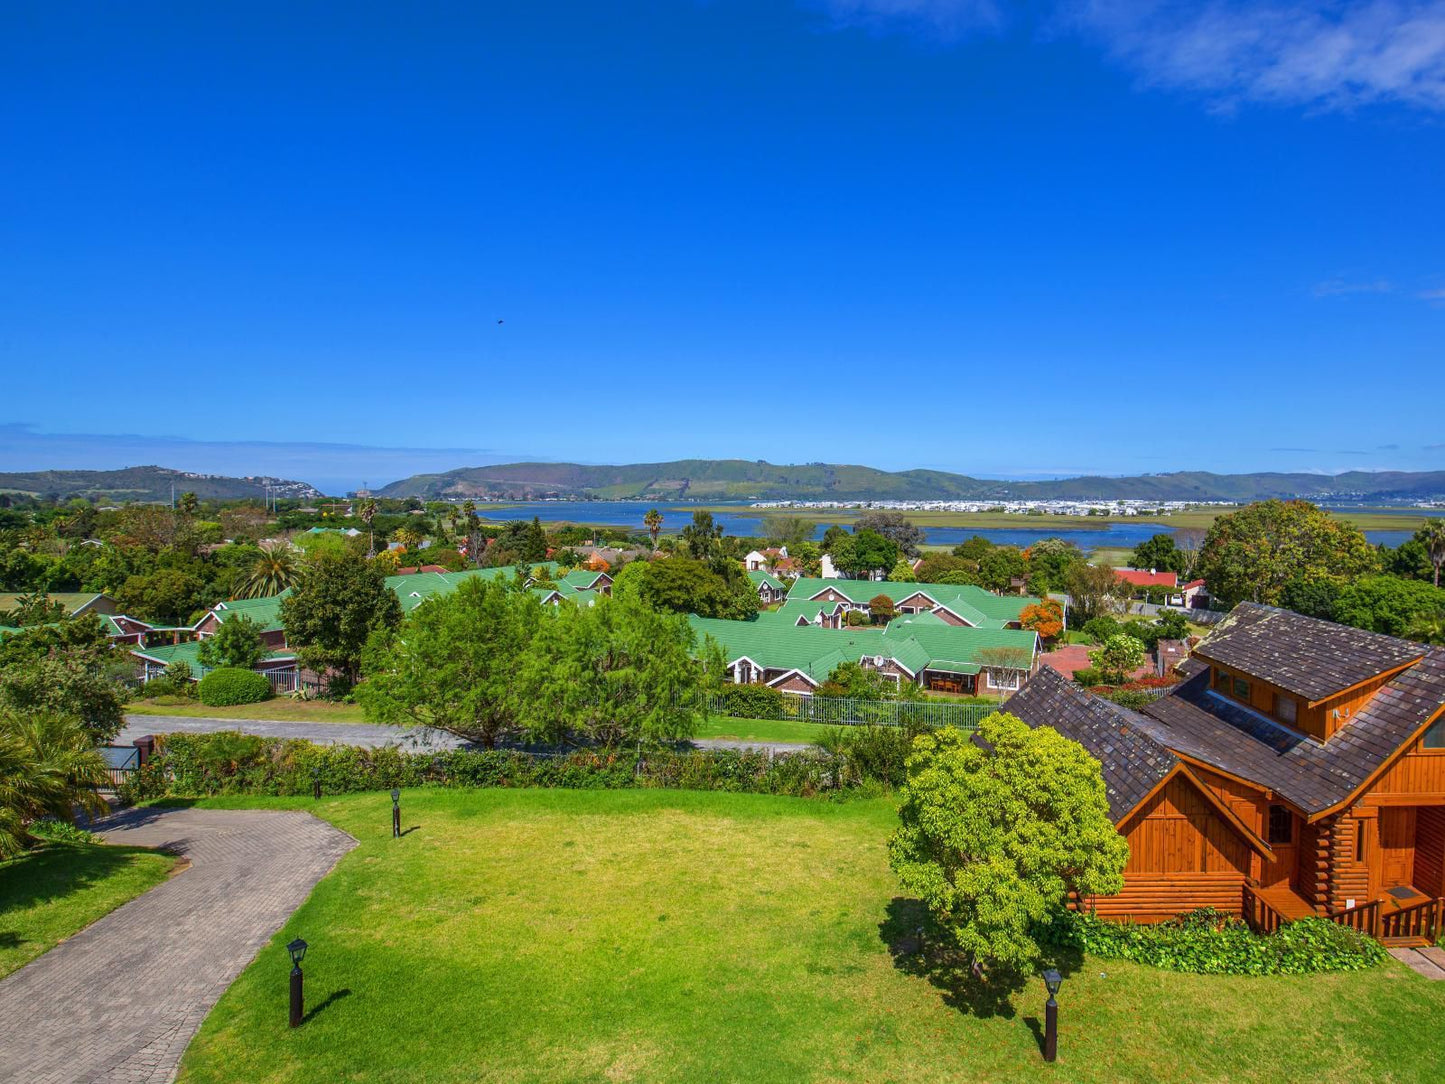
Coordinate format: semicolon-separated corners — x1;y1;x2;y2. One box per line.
207;592;289;632
784;578;1037;629
131;640;296;673
746;569;786;591
0;592;114;615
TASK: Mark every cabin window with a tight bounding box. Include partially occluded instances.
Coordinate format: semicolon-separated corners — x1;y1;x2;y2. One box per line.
1354;820;1368;863
1267;805;1293;845
1275;695;1297;725
1423;717;1445;750
1232;677;1251;702
1213;667;1228;689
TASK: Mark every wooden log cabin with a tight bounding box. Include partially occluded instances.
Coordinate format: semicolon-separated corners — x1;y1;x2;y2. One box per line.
1005;603;1445;945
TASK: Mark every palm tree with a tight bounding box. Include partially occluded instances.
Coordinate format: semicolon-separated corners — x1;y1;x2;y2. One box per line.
1420;518;1445;589
644;508;663;550
359;499;378;556
0;713;108;858
239;546;297;599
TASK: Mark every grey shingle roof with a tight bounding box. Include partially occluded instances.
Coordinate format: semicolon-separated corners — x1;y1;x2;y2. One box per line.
1003;666;1177;821
1193;602;1424;703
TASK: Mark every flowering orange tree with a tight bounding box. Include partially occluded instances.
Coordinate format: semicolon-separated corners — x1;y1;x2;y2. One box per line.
1019;598;1064;640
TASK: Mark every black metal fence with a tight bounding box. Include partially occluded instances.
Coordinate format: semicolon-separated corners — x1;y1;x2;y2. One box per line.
99;745;140;789
707;693;994;730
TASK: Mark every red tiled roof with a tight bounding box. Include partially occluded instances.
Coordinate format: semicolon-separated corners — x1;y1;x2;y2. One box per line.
1114;569;1179;588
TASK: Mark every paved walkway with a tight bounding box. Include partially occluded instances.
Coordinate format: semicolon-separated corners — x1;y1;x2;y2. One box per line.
1389;946;1445;980
0;807;356;1084
120;714;812;755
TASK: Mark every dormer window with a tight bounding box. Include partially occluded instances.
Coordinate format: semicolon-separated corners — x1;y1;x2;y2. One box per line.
1424;717;1445;750
1232;677;1251;702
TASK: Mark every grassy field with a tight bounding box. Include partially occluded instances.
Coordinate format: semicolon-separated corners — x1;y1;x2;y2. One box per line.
695;715;828;743
128;697;370;723
176;789;1445;1084
0;841;176;980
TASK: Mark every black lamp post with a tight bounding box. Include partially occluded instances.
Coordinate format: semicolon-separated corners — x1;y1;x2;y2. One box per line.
312;767;322;800
1042;968;1062;1063
391;788;401;838
287;938;308;1028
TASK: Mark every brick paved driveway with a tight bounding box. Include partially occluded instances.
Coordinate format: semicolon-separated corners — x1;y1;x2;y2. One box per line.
0;807;356;1084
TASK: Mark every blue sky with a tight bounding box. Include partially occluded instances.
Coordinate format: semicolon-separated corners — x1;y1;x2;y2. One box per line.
2;1;1442;493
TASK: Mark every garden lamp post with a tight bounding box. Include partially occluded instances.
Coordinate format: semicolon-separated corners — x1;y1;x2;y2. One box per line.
391;788;401;838
287;938;308;1028
312;767;321;800
1042;968;1062;1063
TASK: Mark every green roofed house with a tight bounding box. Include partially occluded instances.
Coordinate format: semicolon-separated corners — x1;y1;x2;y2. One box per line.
0;592;156;645
746;570;787;605
132;639;300;690
757;597;850;629
784;577;1037;630
691;614;1038;696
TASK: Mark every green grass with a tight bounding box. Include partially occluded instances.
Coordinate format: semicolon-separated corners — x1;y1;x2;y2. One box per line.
128;697;370;723
0;841;176;979
177;789;1445;1084
694;715;827;743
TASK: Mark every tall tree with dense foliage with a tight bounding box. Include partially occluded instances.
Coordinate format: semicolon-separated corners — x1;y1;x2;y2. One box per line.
358;498;378;555
281;550;402;688
515;595;724;747
977;546;1026;593
854;511;924;558
1332;576;1445;640
1019;598;1064;640
359;577;542;748
886;558;916;582
888;717;1127;973
1130;532;1187;575
680;511;723;561
196;613;266;670
612;557;758;620
838;529;898;578
1089;634;1147;682
1418;519;1445;589
0;617;127;743
1023;538;1085;594
1197;500;1378;608
0;712;109;857
1066;561;1127;624
238;546;297;599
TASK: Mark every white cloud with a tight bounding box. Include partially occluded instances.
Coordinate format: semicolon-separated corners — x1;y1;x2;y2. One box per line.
1312;277;1394;296
1069;1;1445;112
1419;286;1445;304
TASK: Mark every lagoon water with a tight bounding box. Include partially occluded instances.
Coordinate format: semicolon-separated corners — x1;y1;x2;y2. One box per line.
470;500;1413;551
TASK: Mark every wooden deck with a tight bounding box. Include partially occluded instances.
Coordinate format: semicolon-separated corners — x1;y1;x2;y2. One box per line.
1256;885;1316;921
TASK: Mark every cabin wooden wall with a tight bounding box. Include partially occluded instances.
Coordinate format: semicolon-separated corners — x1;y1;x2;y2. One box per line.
1415;807;1445;898
1365;732;1445;800
1202;660;1415;741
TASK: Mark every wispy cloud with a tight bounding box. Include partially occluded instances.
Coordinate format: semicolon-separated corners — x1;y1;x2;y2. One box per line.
1312;277;1394;297
1418;286;1445;305
1379;443;1401;450
807;2;1445;112
1270;446;1321;452
1070;1;1445;113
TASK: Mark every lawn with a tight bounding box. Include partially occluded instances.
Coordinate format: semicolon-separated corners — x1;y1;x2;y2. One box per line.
128;697;370;724
0;841;176;979
694;715;827;743
177;789;1445;1084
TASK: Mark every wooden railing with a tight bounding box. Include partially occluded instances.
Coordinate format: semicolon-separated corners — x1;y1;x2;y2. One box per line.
1380;898;1443;943
1241;885;1288;935
1325;899;1381;937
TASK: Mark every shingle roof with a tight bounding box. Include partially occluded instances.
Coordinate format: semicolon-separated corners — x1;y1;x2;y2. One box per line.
1193;602;1424;702
1129;647;1445;816
1003;666;1178;821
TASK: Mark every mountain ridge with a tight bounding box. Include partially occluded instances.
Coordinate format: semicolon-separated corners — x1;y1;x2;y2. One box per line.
0;466;322;502
375;460;1445;503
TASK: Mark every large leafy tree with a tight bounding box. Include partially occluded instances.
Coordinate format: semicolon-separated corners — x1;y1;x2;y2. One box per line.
680;511;723;561
0;712;109;857
1065;561;1128;624
838;529;898;578
888;717;1127;974
515;595;724;747
281;550;402;688
1332;575;1445;640
854;512;924;558
196;613;266;670
1130;532;1187;575
1197;500;1378;608
760;514;815;550
1023;538;1085;593
977;546;1026;593
359;577;542;748
0;617;127;743
614;556;758;620
115;566;211;625
1089;634;1147;682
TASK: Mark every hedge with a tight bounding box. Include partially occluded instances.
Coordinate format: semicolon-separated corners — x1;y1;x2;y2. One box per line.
1041;908;1387;976
198;667;272;707
117;731;849;804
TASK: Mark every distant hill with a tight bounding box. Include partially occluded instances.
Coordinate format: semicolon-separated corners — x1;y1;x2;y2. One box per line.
376;461;1445;503
0;466;322;503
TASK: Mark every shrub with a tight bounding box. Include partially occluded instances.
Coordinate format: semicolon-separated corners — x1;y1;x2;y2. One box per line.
140;660;197;700
717;683;786;720
1081;616;1122;644
1041;909;1386;975
197;667;273;707
1073;667;1103;687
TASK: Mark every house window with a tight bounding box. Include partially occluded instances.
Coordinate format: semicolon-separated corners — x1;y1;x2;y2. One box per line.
1275;695;1297;725
1355;820;1368;863
988;668;1021;692
1213;667;1228;689
1232;677;1251;702
1267;805;1293;845
1423;717;1445;750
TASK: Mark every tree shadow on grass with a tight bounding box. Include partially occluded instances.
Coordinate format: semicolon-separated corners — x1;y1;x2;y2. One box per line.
878;897;1084;1021
302;987;351;1024
0;844;163;919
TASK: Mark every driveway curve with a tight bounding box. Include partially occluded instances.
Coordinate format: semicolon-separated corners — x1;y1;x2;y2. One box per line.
0;806;356;1084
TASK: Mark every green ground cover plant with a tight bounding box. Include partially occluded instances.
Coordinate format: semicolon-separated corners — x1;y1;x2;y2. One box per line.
174;789;1445;1084
0;839;175;979
197;667;272;707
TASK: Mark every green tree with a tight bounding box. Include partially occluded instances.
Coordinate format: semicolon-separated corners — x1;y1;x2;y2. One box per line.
281;550;403;689
358;498;378;555
115;567;210;625
1417;519;1445;589
840;529;898;578
1023;538;1085;593
238;546;297;599
0;712;109;857
359;577;542;748
1332;576;1445;639
515;595;723;747
952;536;994;562
643;508;663;549
1066;561;1127;624
522;516;549;562
613;557;758;620
196;614;266;670
854;512;924;557
0;592;67;626
817;660;921;701
0;653;127;744
1197;500;1378;608
761;514;816;550
915;554;978;584
869;593;898;623
1279;574;1342;620
886;559;917;583
1130;533;1186;575
888;717;1128;973
176;491;200;518
1089;634;1147;682
680;511;723;561
977;546;1026;593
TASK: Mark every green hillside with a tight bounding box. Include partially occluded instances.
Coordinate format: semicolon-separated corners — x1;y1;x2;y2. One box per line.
0;466;321;503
